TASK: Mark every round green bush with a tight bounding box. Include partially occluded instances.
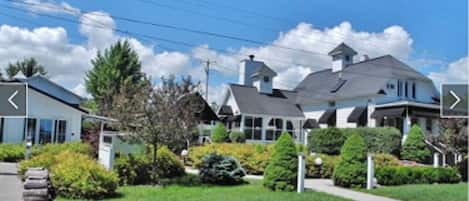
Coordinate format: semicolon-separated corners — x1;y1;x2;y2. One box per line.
401;125;431;163
263;132;298;191
333;133;367;188
51;151;118;199
156;146;185;178
342;127;401;155
211;122;229;143
229;131;246;143
199;153;246;185
114;154;151;185
308;128;345;155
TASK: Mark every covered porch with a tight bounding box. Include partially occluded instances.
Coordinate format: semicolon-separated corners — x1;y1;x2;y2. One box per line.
371;101;441;142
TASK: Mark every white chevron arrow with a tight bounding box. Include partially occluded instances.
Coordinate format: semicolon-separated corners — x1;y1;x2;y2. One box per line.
449;90;461;110
8;90;18;110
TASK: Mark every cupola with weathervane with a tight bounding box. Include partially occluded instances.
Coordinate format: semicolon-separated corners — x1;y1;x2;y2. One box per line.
328;42;358;72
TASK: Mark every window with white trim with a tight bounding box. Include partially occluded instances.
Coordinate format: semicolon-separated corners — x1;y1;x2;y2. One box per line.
266;118;283;141
244;116;262;140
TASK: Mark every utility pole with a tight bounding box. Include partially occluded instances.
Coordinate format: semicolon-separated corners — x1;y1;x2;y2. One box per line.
200;59;216;101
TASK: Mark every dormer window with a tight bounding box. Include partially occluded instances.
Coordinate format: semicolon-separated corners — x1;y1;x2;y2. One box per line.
263;76;270;83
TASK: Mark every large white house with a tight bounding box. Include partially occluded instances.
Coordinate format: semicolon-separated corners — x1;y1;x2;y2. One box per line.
218;43;441;144
0;75;88;144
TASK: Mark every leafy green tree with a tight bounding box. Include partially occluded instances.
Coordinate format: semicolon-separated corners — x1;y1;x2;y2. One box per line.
263;132;298;191
6;57;46;78
401;125;431;163
211;122;228;143
333;133;367;188
85;40;144;116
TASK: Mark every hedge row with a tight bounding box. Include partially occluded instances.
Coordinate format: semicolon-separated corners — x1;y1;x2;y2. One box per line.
308;127;401;155
376;166;461;185
0;142;93;162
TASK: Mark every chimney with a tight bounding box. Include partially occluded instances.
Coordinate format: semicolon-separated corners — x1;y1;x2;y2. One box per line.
361;54;370;61
249;54;255;61
239;55;257;86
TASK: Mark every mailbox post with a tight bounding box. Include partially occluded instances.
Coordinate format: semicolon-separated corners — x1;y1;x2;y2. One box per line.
297;153;305;193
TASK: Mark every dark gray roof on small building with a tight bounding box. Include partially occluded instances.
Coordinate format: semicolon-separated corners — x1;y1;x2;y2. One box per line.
228;84;304;117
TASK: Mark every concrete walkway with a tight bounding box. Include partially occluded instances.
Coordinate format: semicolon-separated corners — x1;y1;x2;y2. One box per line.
305;179;400;201
0;162;23;201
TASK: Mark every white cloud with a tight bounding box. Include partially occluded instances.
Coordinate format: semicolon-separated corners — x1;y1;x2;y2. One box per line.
428;57;469;87
19;0;80;16
79;11;117;50
205;21;414;90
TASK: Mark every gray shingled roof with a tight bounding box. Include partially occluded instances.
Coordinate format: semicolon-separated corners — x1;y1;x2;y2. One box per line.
228;84;304;117
295;55;434;104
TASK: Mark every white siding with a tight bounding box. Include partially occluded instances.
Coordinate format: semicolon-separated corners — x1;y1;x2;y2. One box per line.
303;103;328;128
1;88;83;143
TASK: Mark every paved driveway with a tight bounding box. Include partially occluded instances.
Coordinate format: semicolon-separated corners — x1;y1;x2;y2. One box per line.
0;162;23;201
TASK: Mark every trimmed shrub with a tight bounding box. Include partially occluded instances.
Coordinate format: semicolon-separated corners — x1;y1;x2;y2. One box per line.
51;151;118;199
343;127;401;155
229;131;246;143
373;153;400;168
0;144;24;162
376;166;461;185
333;133;367;188
31;142;94;157
263;132;298;191
156;146;185;178
211;122;229;143
309;127;401;155
188;143;272;175
308;128;345;155
114;146;185;185
114;154;151;185
199;153;246;185
401;125;431;163
20;151;118;199
306;154;340;178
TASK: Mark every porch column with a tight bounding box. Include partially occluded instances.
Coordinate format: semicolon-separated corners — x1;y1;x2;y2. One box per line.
418;118;426;132
367;101;376;127
402;115;411;143
239;115;245;132
261;117;268;141
442;154;447;166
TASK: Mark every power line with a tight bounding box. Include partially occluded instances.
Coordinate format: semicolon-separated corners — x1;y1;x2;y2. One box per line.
0;3;428;84
6;0;329;57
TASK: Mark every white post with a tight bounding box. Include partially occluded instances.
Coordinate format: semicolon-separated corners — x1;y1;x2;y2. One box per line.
297;153;305;193
442;154;446;167
366;153;374;190
433;152;440;168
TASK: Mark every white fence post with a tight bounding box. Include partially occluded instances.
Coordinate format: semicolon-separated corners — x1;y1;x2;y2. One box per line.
433;152;440;168
297;153;305;193
366;153;374;190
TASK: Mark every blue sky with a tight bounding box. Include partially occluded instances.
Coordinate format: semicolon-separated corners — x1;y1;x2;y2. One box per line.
0;0;467;102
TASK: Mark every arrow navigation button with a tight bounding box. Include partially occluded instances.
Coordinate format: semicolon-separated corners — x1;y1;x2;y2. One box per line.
8;90;18;110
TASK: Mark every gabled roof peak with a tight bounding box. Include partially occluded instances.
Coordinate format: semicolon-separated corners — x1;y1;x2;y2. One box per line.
328;42;358;56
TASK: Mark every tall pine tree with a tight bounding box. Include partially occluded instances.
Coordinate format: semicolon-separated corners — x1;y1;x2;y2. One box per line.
85;40;144;116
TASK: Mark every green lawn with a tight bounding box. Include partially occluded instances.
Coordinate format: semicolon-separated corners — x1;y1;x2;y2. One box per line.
57;180;351;201
362;183;468;201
